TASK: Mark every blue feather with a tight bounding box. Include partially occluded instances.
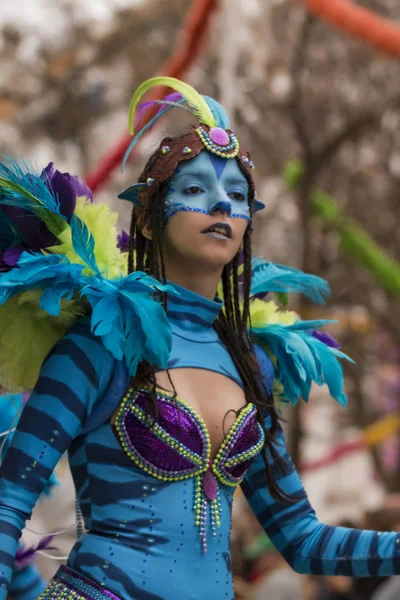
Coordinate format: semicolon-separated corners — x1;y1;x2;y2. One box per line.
40;285;76;316
252;321;354;407
203;96;230;129
0;252;85;308
251;258;330;304
0;158;61;215
69;214;98;273
82;274;176;374
0;249;177;375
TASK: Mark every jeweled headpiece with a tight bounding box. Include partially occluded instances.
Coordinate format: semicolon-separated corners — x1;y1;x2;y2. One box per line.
119;77;264;214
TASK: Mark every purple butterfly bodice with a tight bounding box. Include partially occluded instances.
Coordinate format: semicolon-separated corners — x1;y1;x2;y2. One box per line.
114;387;264;483
113;386;265;550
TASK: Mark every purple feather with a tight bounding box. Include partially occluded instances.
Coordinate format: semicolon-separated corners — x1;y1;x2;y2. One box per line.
2;163;93;256
312;330;341;349
1;205;57;252
117;230;130;252
15;536;56;569
135;92;183;129
42;162;93;213
0;245;23;272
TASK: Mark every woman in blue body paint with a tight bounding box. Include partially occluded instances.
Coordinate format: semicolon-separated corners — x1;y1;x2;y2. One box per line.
0;77;400;600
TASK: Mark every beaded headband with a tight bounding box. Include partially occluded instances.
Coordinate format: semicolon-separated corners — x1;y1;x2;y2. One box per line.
118;77;264;214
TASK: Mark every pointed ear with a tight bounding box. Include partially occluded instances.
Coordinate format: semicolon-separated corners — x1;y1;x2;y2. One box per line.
118;183;147;207
253;199;265;213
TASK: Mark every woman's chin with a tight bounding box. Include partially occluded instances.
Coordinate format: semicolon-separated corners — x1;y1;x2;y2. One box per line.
191;246;239;269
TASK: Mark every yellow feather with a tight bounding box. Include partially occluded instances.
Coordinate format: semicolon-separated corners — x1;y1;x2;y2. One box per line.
47;198;127;278
0;293;86;392
250;299;299;328
128;76;217;135
249;299;298;415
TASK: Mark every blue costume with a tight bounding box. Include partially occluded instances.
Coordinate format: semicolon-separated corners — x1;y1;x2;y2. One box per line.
0;76;399;600
0;285;400;600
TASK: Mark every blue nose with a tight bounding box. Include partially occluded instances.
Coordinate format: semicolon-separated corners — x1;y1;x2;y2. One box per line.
210;200;232;216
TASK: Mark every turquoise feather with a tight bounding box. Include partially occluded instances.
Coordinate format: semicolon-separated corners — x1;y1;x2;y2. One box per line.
69;214;98;274
0;159;61;216
251;258;330;304
252;320;354;407
82;273;176;373
203;96;230;129
0;250;176;376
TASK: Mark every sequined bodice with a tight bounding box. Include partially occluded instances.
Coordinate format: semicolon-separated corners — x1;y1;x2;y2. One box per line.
114;387;264;478
113;386;264;550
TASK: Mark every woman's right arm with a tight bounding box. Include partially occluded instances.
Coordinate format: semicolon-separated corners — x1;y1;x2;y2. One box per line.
0;321;114;600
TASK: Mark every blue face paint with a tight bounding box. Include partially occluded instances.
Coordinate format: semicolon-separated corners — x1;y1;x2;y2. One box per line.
164;152;250;224
209;154;227;180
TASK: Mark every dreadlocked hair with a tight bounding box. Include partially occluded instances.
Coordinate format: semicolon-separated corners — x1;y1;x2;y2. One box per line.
127;144;292;502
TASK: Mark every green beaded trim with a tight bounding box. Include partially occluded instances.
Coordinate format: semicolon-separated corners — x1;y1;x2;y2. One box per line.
195;126;240;158
224;433;265;468
113;387;210;482
212;404;264;487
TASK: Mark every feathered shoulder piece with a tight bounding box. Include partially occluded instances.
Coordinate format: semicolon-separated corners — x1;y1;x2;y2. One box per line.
0;158;175;392
248;258;354;412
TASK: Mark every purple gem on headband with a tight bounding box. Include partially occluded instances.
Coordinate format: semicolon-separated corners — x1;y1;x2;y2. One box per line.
209;127;230;147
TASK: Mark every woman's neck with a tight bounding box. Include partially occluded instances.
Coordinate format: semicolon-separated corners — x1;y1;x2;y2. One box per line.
164;264;223;300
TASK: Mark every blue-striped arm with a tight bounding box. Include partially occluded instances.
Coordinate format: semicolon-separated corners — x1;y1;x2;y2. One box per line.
0;320;115;600
0;396;56;600
242;347;400;576
9;549;46;600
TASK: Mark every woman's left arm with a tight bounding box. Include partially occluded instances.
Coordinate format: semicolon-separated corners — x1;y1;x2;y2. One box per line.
241;420;400;576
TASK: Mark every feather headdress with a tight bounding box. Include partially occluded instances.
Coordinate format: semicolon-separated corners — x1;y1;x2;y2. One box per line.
120;77;264;214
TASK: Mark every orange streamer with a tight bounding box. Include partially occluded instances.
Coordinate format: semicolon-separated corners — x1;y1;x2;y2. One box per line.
297;0;400;56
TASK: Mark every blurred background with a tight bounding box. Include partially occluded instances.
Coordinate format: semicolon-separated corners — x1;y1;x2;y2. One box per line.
1;0;400;599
